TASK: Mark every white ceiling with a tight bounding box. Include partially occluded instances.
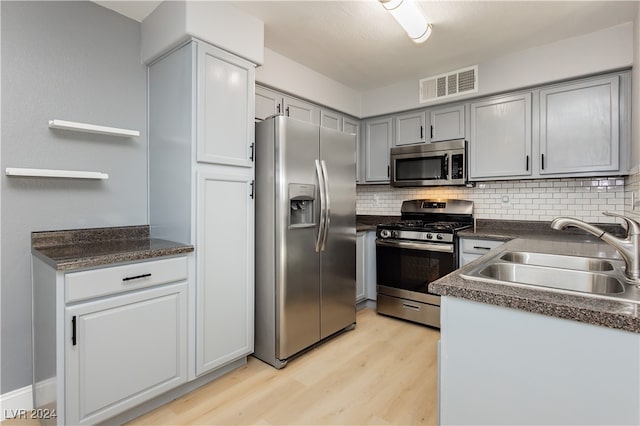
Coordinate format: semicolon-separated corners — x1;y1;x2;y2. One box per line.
95;1;638;92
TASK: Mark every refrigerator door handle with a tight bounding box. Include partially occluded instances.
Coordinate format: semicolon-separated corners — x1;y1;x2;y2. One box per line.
314;159;326;253
320;160;331;251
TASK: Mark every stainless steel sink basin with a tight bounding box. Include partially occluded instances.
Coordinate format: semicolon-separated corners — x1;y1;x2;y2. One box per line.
477;263;625;294
458;239;640;301
499;251;614;271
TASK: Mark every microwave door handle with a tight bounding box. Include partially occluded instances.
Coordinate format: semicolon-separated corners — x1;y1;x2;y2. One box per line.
443;154;449;179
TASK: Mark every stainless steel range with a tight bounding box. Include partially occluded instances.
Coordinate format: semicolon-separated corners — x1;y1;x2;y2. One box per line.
376;199;473;328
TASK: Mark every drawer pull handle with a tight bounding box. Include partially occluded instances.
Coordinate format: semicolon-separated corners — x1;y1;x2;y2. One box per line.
473;246;491;251
402;303;420;311
122;273;152;282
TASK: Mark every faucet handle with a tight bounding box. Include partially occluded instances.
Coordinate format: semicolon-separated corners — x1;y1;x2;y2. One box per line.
603;212;640;235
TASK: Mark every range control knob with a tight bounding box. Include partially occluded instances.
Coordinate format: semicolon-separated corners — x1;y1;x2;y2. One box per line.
436;234;444;240
380;229;391;238
426;233;433;240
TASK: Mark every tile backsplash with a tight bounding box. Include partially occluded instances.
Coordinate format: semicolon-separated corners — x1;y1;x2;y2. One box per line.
357;177;627;223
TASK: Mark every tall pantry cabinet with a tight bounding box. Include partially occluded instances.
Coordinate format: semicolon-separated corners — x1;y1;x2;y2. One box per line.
148;40;255;377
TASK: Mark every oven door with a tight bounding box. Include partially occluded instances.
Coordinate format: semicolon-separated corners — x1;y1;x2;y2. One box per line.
375;239;456;305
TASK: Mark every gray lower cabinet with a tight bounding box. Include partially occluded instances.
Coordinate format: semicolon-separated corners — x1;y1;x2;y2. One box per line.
469;93;532;179
539;76;619;175
364;117;393;182
356;231;377;302
32;255;189;425
356;232;366;302
439;296;640;425
458;238;505;266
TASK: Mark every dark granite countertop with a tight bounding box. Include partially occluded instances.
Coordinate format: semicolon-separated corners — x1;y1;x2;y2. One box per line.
356;215;399;232
459;219;625;241
431;236;640;333
32;225;194;271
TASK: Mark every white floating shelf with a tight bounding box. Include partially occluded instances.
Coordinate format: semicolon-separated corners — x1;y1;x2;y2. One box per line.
48;119;140;137
5;168;109;180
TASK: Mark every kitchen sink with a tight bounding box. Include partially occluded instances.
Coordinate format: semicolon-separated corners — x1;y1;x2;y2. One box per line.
476;263;625;294
458;239;640;303
499;251;614;271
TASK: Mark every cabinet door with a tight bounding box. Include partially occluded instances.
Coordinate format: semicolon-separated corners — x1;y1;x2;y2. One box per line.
395;111;427;146
255;86;282;121
539;76;619;175
356;233;366;302
470;93;532;179
196;171;254;375
365;117;393;182
343;118;361;183
197;43;255;167
283;97;320;125
65;282;187;425
321;109;342;130
430;105;465;142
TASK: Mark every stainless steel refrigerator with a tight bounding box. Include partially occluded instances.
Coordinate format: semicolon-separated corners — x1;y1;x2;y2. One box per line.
254;115;356;369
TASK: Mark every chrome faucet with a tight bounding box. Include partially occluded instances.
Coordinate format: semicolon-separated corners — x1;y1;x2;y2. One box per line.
551;212;640;284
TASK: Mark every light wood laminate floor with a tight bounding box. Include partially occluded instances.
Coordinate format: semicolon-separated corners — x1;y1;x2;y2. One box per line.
128;308;439;425
1;309;439;426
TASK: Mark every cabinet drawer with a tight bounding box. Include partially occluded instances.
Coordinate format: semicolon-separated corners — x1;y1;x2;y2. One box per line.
65;256;188;303
460;239;504;255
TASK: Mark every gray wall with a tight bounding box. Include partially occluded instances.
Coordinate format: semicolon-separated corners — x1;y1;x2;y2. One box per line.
1;1;147;393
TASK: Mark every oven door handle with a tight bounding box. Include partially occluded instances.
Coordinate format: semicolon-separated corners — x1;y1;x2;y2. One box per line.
376;240;454;253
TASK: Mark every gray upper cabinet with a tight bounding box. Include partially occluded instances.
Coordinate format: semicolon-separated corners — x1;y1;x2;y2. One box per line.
395;111;427;146
321;109;343;130
365;117;393;183
539;76;619;175
283;97;320;125
343;117;362;182
197;43;255;168
470;93;532;179
430;105;465;142
255;86;282;120
255;85;320;125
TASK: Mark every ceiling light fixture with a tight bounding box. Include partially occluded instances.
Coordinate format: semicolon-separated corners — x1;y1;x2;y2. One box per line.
380;0;432;44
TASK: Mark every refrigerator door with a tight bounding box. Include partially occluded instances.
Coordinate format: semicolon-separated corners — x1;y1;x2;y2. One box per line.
276;117;322;359
319;127;357;339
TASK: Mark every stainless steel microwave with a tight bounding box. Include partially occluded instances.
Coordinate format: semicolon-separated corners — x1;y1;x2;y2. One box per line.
390;139;467;187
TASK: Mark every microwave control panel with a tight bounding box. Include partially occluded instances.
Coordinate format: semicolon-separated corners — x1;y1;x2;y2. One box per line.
451;154;464;179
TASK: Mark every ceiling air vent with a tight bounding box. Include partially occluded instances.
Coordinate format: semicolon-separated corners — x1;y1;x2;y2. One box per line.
420;65;478;103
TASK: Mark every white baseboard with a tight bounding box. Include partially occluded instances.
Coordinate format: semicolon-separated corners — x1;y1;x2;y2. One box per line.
0;378;56;421
0;384;33;421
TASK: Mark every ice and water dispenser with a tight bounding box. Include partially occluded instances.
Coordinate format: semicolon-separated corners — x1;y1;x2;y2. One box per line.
289;183;315;227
